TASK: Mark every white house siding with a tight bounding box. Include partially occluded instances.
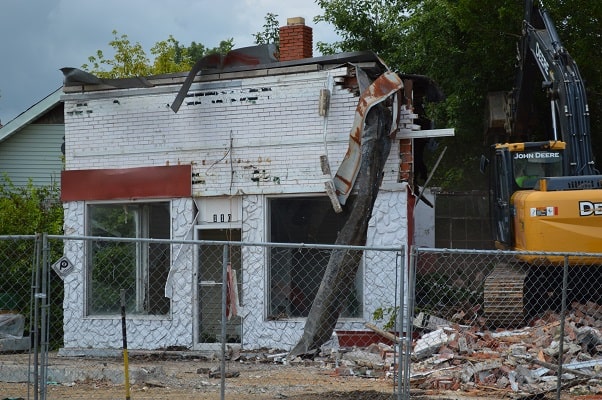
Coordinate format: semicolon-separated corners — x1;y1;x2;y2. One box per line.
0;124;64;188
61;64;409;350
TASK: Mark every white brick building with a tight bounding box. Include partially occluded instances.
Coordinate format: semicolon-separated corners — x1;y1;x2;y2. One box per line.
58;21;449;351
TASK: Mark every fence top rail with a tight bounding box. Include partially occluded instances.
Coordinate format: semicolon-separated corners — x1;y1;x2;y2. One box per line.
0;234;39;240
47;234;403;252
412;246;602;259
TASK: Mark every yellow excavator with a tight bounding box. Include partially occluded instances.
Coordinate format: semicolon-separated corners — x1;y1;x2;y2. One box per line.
482;0;602;326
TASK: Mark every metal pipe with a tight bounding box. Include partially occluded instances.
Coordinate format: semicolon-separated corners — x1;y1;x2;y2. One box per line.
26;235;38;400
40;233;49;400
396;248;406;399
393;248;400;398
402;246;416;399
32;234;42;400
121;289;131;400
220;244;229;400
550;99;559;141
556;256;569;400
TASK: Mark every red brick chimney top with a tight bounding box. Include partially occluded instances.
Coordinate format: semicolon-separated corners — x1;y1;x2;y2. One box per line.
279;17;313;62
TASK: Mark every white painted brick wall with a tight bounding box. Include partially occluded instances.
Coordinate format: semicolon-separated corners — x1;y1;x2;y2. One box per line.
61;66;410;351
64;67;404;196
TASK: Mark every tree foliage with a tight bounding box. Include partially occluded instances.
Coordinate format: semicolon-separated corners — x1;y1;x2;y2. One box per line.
82;30;151;78
77;4;602;188
82;30;235;78
0;176;64;348
253;13;280;47
315;0;410;56
315;0;602;189
0;175;63;235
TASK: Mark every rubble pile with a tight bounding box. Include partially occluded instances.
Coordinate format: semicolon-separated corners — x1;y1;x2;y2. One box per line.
410;301;602;397
184;303;602;397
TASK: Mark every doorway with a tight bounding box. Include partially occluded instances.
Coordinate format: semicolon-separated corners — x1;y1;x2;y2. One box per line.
194;228;242;348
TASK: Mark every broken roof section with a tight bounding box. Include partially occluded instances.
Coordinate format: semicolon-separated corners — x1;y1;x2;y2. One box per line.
60;46;446;138
61;47;396;94
60;33;452;207
60;13;444;115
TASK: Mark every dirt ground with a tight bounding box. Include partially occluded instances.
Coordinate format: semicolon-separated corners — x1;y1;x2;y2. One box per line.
0;350;595;400
0;351;402;400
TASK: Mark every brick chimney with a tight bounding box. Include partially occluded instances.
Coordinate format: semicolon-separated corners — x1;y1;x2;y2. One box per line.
279;17;313;61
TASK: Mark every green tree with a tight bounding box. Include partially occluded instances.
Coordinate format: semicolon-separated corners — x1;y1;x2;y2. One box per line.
0;176;64;348
315;0;602;188
253;12;280;47
82;30;152;78
150;35;189;74
315;0;410;56
0;176;63;235
185;39;235;64
82;30;235;77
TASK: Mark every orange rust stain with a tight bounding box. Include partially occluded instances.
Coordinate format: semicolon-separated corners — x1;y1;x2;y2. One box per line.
350;128;362;144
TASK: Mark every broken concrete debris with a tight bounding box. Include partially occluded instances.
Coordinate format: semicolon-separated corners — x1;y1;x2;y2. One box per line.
280;302;602;396
409;302;602;396
413;328;451;360
165;302;602;397
0;314;29;352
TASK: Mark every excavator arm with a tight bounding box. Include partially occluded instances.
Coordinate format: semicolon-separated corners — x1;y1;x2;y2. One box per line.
509;0;596;176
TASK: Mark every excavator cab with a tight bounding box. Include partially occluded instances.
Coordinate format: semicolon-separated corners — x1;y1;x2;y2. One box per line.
488;141;565;249
511;146;564;189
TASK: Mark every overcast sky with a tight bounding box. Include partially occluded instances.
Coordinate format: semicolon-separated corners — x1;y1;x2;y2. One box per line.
0;0;339;124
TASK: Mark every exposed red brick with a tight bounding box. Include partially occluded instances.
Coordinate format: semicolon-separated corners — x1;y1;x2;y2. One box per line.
279;17;313;61
399;138;413;182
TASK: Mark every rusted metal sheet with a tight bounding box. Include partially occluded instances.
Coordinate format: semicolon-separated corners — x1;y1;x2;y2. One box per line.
333;71;404;205
61;165;191;201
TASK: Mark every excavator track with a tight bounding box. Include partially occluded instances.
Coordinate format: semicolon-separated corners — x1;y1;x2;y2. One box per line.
483;263;527;327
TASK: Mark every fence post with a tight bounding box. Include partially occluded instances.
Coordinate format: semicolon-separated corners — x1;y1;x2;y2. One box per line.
396;248;405;400
40;233;50;400
31;233;42;400
121;289;131;400
220;244;229;400
398;246;415;400
556;255;569;400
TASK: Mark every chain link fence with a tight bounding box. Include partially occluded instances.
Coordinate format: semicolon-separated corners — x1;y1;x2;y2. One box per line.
0;235;64;399
0;236;37;345
3;234;602;399
1;234;407;399
404;247;602;399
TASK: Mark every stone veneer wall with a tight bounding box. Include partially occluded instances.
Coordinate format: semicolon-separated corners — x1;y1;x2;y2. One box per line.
240;189;407;349
61;189;406;350
62;198;195;350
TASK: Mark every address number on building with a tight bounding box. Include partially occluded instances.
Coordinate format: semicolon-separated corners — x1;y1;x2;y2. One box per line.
213;213;232;223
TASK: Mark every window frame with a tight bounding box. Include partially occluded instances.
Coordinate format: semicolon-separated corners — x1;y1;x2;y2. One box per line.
84;199;172;318
265;194;363;320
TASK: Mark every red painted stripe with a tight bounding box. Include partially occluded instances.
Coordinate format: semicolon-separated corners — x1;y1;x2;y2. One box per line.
61;165;191;201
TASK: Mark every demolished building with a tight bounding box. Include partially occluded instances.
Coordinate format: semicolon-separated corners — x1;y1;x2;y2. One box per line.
58;17;453;351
